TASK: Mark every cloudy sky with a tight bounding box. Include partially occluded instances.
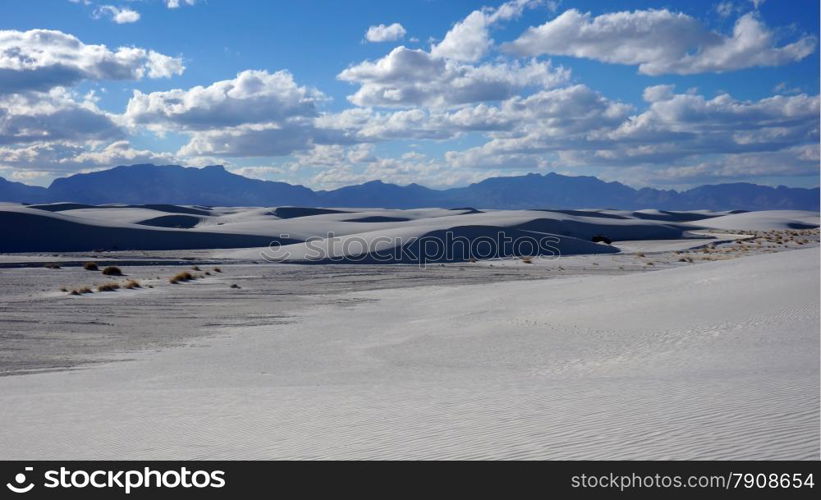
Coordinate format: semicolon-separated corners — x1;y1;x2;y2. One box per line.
1;0;818;189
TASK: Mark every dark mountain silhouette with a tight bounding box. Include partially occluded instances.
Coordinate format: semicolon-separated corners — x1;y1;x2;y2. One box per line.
0;163;818;210
0;176;49;203
46;164;318;206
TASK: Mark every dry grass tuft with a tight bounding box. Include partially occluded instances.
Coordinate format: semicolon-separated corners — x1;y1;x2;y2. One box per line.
213;267;222;273
520;256;533;264
97;282;120;292
123;279;141;289
170;271;195;284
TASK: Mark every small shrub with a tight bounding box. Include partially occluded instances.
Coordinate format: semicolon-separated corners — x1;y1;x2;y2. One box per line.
83;262;99;271
520;257;533;264
123;279;141;289
78;287;92;294
191;266;201;271
205;271;212;276
97;282;120;292
170;271;195;284
213;267;222;273
69;289;81;296
102;266;123;276
230;284;241;289
60;287;68;292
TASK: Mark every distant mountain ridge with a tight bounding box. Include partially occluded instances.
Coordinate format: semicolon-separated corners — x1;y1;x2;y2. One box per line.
0;164;818;210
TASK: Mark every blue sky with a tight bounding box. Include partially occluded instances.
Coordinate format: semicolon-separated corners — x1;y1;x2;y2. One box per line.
1;0;818;189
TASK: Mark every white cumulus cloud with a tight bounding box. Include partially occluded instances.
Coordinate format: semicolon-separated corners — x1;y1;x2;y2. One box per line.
505;9;816;75
338;46;569;108
94;5;141;24
365;23;407;42
0;29;184;94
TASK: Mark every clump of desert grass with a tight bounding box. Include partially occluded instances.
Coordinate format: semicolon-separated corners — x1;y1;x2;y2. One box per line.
230;283;241;289
97;282;120;292
170;271;196;284
213;267;222;273
83;262;99;271
123;279;141;289
102;266;123;276
191;265;201;271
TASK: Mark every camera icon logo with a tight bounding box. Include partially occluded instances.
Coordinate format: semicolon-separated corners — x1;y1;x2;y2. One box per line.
6;467;35;494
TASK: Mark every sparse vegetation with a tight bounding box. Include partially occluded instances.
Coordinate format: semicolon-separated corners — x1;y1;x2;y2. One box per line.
191;266;201;271
102;266;123;276
520;257;533;264
170;271;195;284
230;284;241;289
213;267;222;273
97;282;120;292
44;263;61;269
123;279;141;289
83;262;99;271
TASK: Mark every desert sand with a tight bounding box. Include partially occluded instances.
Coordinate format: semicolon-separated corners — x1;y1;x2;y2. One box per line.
0;205;818;459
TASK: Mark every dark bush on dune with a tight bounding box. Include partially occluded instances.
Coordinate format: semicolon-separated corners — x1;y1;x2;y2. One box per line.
102;266;123;276
170;271;195;284
83;262;98;271
592;235;612;244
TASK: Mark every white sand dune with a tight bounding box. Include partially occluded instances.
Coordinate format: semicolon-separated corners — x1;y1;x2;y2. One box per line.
0;205;292;252
2;204;698;260
691;210;820;230
0;248;816;459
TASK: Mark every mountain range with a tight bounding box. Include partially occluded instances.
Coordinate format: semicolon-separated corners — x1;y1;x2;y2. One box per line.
1;164;818;210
